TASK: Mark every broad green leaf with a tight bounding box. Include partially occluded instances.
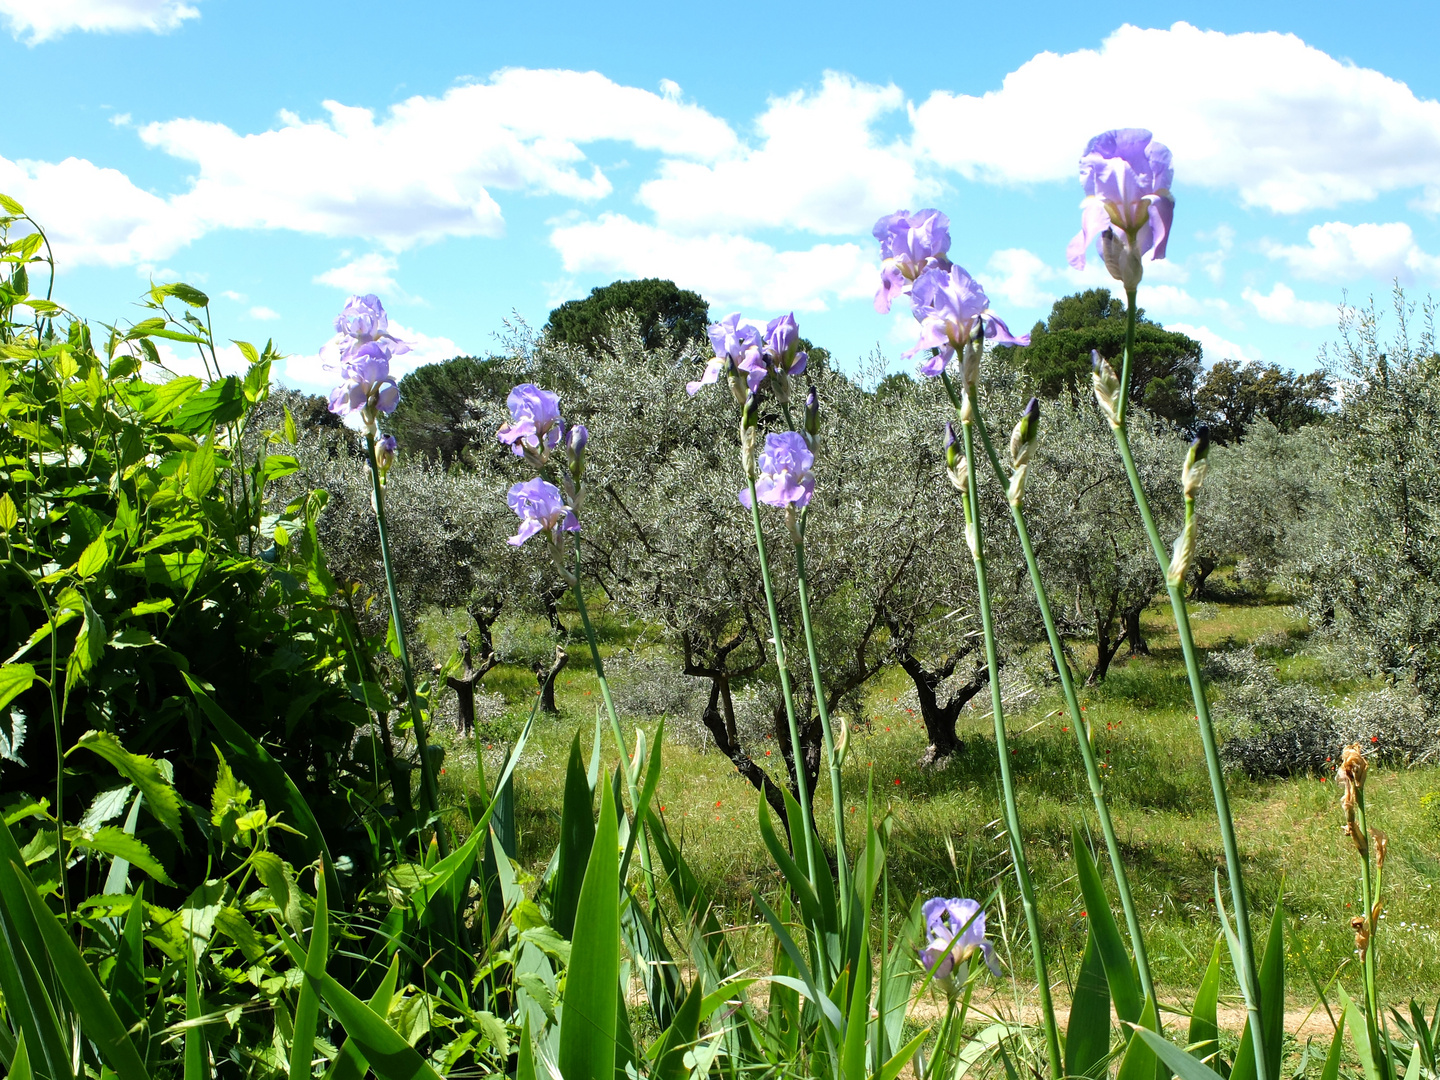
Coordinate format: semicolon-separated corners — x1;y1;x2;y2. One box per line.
186;440;216;500
1188;940;1222;1066
1230;898;1285;1080
170;376;244;435
8;1030;31;1080
289;868;329;1080
0;193;24;214
551;732;594;940
313;971;441;1080
64;827;173;886
1066;929;1112;1080
283;406;299;445
1340;988;1382;1080
180;880;227;966
558;769;620;1080
1136;1031;1226;1080
1115;997;1160;1080
0;492;16;531
251;851;305;933
77;534;109;578
163;283;210;307
1073;826;1142;1024
13;855;152;1080
141;375;201;420
184;950;203;1080
72;730;184;842
0;663;35;710
325;953;401;1080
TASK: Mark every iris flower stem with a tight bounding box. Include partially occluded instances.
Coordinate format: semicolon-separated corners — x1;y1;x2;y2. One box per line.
1108;293;1268;1080
572;548;657;910
746;476;821;911
1353;794;1384;1066
792;533;850;924
956;410;1063;1080
367;432;447;860
965;389;1159;1014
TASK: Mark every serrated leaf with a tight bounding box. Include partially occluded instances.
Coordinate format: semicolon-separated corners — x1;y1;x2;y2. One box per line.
65;826;174;886
77;534;109;578
171;376;244;435
164;283;210;308
283;406;299;445
186;441;216;500
0;192;25;214
0;492;16;531
72;730;184;842
142;376;201;420
0;662;35;709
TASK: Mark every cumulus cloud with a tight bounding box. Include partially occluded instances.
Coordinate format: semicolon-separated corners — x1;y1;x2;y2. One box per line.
1263;221;1440;284
550;214;874;313
983;249;1059;310
1242;282;1338;327
639;73;933;236
282;319;462;393
1166;322;1261;366
911;22;1440;213
0;155;197;266
314;254;400;294
0;0;199;44
5;69;737;265
247;306;279;321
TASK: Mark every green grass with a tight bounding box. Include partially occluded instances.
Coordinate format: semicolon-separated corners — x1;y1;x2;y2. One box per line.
427;592;1440;1013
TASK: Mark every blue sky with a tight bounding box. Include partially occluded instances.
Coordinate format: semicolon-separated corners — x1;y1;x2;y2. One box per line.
6;0;1440;392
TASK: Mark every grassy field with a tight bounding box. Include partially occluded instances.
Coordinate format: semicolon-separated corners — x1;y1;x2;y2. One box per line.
424;591;1440;1025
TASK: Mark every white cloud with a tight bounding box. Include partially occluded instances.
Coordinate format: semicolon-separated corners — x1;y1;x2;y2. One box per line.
282;320;462;393
550;214;874;313
1138;284;1230;320
1166;322;1261;366
1196;224;1235;284
314;253;399;293
248;306;280;321
1242;282;1338;327
0;0;198;44
135;69;736;251
1263;221;1440;283
109;112;132;127
984;249;1059;309
639;73;932;236
911;22;1440;212
4;69;737;265
220;290;246;302
0;155;197;266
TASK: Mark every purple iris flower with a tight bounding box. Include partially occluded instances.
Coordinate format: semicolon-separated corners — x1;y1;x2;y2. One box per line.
374;433;397;473
497;384;563;457
763;312;808;379
334;294;411;361
328;340;400;418
738;431;815;510
506;477;580;547
873;209;953;314
919;897;1001;981
904;265;1029;377
689;313;766;397
1067;129;1174;290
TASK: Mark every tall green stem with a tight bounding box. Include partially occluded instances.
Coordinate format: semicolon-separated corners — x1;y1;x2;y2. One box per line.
967;396;1158;1011
792;531;849;921
746;477;819;896
366;433;447;859
1108;292;1268;1080
571;549;657;908
957;414;1063;1080
1353;791;1384;1066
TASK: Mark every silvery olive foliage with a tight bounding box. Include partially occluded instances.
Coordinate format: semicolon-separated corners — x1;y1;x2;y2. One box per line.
1288;289;1440;710
1212;645;1439;776
1021;397;1181;682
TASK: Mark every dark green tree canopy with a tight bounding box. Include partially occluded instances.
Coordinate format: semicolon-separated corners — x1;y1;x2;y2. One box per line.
998;288;1203;426
1194;358;1333;443
388;354;513;466
545;278;709;352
